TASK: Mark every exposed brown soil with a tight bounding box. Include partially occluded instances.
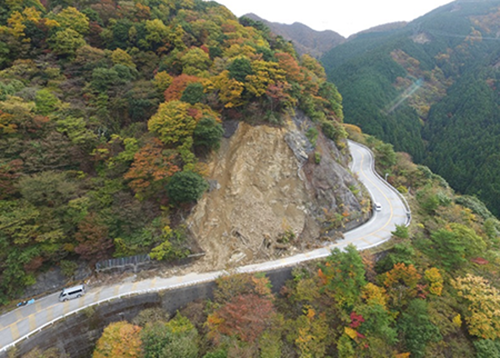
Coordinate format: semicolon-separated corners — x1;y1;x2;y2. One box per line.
186;118;367;273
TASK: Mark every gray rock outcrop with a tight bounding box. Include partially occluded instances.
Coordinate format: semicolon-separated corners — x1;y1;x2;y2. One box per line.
187;114;369;270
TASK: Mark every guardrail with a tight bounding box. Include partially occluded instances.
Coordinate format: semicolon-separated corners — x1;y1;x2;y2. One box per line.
0;273;219;354
0;263;301;354
348;140;412;227
0;140;411;354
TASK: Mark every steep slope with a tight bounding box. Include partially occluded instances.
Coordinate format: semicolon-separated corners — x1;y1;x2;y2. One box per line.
322;0;500;215
243;13;345;58
37;128;500;358
0;0;355;303
188;116;367;269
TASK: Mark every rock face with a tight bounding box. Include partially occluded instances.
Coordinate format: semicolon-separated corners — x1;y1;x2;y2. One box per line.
187;115;368;270
23;263;91;299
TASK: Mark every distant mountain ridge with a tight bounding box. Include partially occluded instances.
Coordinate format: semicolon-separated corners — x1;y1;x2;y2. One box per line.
348;21;408;40
243;13;345;58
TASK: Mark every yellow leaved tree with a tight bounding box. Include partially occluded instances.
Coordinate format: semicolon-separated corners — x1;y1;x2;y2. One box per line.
452;274;500;339
148;100;197;146
93;321;142;358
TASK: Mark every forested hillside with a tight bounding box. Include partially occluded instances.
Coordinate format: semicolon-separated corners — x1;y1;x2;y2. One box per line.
322;0;500;216
33;127;500;358
0;0;344;304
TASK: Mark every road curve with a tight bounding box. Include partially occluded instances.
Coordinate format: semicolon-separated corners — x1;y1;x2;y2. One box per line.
0;140;410;352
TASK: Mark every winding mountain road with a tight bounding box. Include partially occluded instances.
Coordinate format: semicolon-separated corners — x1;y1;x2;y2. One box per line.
0;140;410;353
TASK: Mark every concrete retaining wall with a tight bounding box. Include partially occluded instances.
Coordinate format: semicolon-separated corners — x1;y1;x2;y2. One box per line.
4;267;293;358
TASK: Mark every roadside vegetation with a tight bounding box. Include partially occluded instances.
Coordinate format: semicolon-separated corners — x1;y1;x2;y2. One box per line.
0;0;344;305
4;0;500;356
32;125;498;358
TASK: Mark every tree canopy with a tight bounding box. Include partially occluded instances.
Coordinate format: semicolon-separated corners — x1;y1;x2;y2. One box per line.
0;0;345;304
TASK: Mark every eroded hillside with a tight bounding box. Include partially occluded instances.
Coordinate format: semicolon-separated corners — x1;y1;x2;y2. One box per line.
189;115;369;270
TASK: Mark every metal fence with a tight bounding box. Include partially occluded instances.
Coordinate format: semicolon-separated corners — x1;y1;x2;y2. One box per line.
95;253;206;273
95;254;151;273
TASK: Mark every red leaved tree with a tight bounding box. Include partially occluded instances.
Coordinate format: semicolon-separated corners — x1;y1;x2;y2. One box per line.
275;52;302;83
207;293;275;343
75;213;113;264
164;74;200;102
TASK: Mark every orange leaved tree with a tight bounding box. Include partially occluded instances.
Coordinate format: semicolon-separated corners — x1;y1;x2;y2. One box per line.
124;138;179;198
93;321;142;358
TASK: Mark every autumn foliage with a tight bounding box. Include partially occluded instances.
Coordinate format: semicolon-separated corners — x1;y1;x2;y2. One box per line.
124;138;179;196
3;4;500;358
383;263;421;307
93;321;142;358
452;274;500;339
74;213;114;264
0;0;340;306
424;267;443;296
164;74;200;102
207;293;275;343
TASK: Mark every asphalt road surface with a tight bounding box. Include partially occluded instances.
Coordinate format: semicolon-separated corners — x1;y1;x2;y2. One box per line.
0;140;410;352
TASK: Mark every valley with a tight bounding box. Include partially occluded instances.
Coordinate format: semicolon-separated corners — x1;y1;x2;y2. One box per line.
2;0;500;356
321;0;500;216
